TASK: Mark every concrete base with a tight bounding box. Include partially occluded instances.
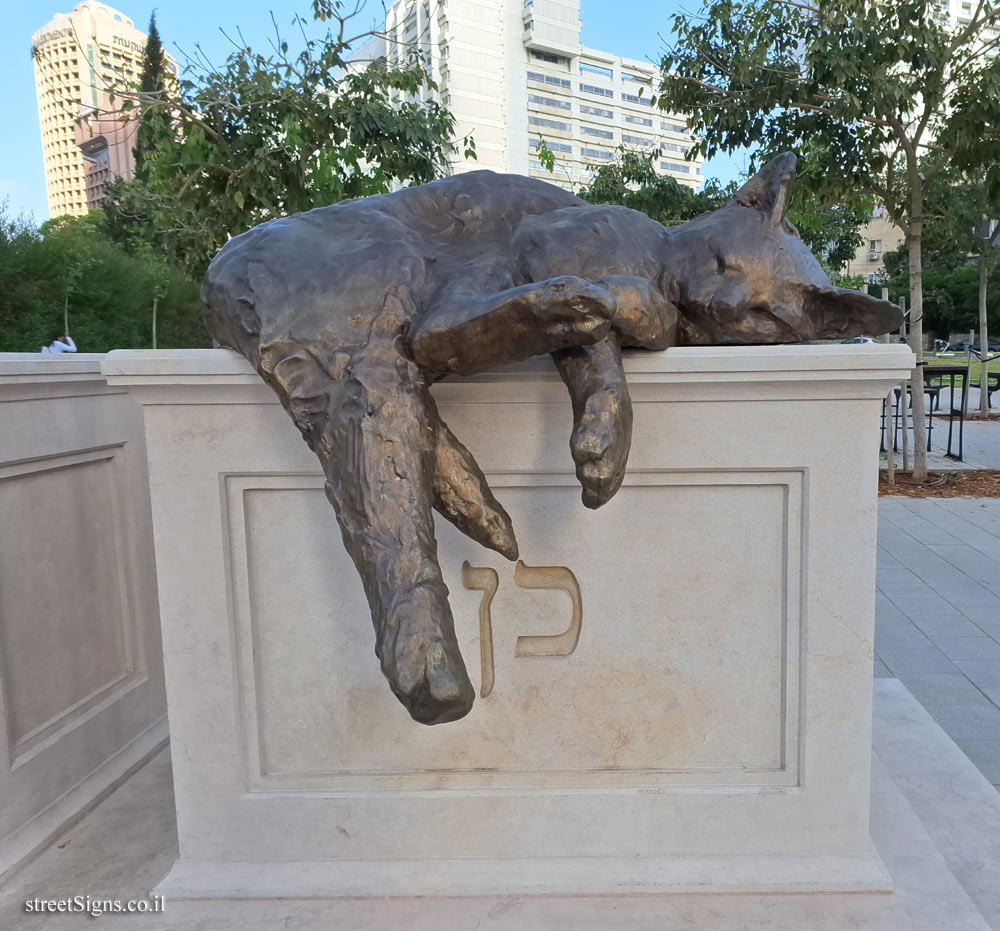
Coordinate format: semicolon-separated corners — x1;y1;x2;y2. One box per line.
3;680;999;930
156;852;891;899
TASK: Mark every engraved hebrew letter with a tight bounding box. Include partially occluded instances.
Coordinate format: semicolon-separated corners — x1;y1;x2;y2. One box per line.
513;560;583;657
461;561;499;698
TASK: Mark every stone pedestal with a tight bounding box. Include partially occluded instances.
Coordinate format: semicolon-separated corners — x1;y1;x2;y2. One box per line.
103;345;912;897
0;354;167;880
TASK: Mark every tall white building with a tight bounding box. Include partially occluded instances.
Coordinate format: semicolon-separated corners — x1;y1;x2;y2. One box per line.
32;3;178;217
353;0;703;190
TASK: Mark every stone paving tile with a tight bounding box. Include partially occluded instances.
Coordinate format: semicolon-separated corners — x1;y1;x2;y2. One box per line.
921;703;1000;740
957;605;1000;628
884;594;965;616
954;740;1000;783
875;612;917;632
874;658;892;678
910;615;986;637
876;626;933;650
878;644;960;675
944;589;1000;610
877;498;1000;789
954;661;1000;705
931;637;1000;661
893;673;992;706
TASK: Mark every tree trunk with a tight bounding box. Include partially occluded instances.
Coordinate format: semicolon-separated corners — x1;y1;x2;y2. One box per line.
979;257;989;418
63;292;70;339
907;174;929;481
152;298;158;350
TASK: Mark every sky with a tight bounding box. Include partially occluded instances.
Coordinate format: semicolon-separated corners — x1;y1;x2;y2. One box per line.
0;0;752;224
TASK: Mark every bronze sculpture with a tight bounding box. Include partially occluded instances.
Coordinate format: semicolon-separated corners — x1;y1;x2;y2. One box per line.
202;152;902;725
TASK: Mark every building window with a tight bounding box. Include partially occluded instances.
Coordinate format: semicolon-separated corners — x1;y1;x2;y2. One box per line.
622;133;653;146
530;138;572;153
661;120;687;133
524;19;532;30
661;161;691;173
580;104;613;119
661;142;688;153
622;93;651;106
529;116;570;131
621;72;648;83
528;70;571;89
528;94;571;110
580;62;613;78
580;83;613;98
869;239;882;252
582;126;614;140
531;50;568;65
581;147;614;159
625;114;653;127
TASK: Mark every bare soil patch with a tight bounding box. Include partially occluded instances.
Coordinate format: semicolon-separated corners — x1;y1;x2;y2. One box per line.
879;470;1000;498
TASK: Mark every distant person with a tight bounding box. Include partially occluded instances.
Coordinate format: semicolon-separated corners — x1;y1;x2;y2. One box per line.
41;335;77;355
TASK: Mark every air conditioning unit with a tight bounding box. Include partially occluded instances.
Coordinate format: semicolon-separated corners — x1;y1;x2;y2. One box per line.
868;251;881;261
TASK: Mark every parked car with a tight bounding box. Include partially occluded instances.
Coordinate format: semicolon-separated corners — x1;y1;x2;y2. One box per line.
841;336;874;344
951;337;1000;353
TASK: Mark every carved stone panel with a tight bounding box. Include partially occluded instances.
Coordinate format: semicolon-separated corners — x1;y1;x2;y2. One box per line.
225;469;801;792
0;451;136;760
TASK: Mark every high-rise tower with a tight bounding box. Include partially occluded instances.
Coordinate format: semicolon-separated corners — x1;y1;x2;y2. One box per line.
32;3;177;217
352;0;703;192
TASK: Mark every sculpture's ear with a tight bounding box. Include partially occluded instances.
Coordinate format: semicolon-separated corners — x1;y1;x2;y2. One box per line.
803;285;904;339
730;152;798;226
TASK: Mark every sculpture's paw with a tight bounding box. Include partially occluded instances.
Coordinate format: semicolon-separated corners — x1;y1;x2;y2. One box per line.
571;393;630;509
379;584;475;725
528;276;617;335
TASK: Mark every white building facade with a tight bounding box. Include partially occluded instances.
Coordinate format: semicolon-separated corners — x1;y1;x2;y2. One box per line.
356;0;703;190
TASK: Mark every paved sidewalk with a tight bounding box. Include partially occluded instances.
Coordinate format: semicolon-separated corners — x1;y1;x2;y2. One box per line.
877;496;1000;791
885;417;1000;472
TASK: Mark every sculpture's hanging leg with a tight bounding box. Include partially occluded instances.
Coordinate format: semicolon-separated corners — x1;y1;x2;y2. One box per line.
270;300;477;726
553;336;633;509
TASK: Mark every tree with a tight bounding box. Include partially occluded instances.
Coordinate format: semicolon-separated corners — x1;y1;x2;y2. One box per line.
917;173;1000;415
576;148;869;273
658;0;1000;479
106;0;470;276
0;205;208;352
883;170;1000;412
133;12;168;181
577;148;721;223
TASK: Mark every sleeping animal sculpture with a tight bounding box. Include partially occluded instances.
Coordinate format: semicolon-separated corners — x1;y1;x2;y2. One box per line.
202;152;902;725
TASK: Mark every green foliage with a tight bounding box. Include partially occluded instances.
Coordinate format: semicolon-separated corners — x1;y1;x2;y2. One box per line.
831;272;866;291
658;0;1000;215
105;4;468;276
576;148;868;272
577;148;721;223
917;170;1000;269
882;250;1000;334
133;12;168;181
786;193;873;273
881;170;1000;333
0;203;208;352
534;138;556;173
